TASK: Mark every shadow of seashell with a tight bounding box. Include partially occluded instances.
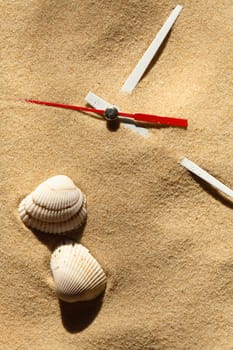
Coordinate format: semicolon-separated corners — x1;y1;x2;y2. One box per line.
59;291;105;333
30;222;87;252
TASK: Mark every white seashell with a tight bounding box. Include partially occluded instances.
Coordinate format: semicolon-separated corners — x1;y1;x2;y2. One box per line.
18;175;87;234
50;242;107;302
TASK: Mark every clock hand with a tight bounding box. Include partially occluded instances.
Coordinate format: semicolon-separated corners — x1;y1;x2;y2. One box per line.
121;5;183;93
181;157;233;199
130;113;187;128
25;99;105;114
25;99;188;128
104;107;187;128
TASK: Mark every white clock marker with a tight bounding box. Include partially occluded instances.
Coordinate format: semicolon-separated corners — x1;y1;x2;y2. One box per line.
181;157;233;199
85;92;149;136
121;4;183;93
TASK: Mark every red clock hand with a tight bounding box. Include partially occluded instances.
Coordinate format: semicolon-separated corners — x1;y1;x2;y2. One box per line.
25;99;105;114
25;99;188;128
117;112;188;128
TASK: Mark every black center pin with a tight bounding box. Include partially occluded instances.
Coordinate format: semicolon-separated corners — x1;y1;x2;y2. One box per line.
104;107;120;131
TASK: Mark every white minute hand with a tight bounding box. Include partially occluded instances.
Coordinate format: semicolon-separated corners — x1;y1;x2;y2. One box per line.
121;5;183;93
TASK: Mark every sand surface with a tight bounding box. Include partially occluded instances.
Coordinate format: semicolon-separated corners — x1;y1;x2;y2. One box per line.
1;1;233;349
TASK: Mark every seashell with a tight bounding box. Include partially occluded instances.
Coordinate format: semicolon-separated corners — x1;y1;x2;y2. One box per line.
18;175;87;234
50;242;107;302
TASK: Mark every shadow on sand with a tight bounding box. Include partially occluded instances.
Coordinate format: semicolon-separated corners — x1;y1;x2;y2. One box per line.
59;292;105;333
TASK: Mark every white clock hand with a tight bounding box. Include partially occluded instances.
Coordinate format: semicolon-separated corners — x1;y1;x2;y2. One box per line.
121;4;183;93
181;157;233;199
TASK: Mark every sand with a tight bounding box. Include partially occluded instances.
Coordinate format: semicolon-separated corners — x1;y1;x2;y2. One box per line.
1;1;233;349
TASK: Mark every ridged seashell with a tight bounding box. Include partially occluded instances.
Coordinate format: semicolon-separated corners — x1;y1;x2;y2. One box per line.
18;175;87;234
50;242;107;302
